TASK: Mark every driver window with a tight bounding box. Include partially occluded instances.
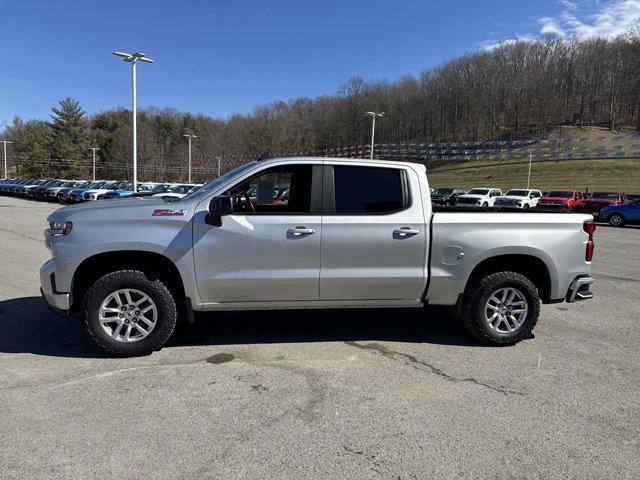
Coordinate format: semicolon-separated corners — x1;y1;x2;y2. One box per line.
224;165;312;214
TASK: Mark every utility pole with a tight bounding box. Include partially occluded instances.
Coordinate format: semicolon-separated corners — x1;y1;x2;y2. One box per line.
527;152;532;189
113;51;155;191
89;147;100;181
366;112;384;159
214;156;221;177
1;141;12;178
183;134;197;182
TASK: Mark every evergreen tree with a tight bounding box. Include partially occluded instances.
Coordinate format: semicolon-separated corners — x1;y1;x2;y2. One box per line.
49;97;88;175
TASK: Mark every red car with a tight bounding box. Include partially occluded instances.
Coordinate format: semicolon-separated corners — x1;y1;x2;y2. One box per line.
576;191;627;218
536;190;585;212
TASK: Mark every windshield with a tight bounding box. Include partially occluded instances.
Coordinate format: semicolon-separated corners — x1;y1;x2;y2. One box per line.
182;162;258;201
590;192;618;199
467;189;489;195
86;182;104;189
433;188;454;195
167;184;193;194
151;184;170;193
61;181;76;187
505;190;528;196
546;191;573;198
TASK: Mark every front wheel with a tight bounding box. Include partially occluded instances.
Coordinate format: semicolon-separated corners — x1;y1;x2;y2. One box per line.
81;270;177;356
482;201;489;207
608;213;625;227
461;271;540;346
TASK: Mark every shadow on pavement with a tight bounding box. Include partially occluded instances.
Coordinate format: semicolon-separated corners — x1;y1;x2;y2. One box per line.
0;296;478;358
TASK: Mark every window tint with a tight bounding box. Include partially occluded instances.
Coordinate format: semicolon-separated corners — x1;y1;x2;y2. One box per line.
333;166;405;214
226;165;313;214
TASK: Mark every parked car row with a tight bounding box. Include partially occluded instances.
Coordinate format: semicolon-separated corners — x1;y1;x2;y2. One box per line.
431;187;640;227
0;177;202;203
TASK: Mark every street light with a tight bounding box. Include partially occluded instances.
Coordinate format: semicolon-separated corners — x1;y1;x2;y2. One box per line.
1;141;12;178
113;51;154;191
89;147;100;181
366;112;384;159
183;134;197;182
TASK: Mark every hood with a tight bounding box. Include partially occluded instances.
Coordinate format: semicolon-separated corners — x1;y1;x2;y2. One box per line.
47;196;180;222
457;194;484;200
540;196;571;202
495;195;526;201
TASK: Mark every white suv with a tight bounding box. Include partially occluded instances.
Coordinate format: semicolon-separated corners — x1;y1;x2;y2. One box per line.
456;188;503;207
494;189;542;209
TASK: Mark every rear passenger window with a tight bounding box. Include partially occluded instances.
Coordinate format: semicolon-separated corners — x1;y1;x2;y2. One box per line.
333;166;406;214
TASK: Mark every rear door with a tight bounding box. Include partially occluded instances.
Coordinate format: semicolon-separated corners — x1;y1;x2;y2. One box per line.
319;163;427;301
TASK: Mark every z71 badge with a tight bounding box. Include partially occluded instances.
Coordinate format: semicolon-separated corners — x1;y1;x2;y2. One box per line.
152;209;186;216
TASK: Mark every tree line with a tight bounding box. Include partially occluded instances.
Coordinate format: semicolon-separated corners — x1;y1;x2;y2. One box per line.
3;30;640;180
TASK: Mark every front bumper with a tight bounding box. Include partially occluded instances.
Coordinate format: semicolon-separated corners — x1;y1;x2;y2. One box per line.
40;259;70;314
566;276;594;302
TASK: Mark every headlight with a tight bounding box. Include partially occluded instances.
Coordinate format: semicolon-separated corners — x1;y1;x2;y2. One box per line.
49;220;73;236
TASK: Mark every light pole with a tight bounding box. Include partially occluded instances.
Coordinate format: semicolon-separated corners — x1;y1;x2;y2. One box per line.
214;156;221;177
366;112;384;159
527;152;532;189
113;51;154;191
1;141;12;178
183;134;197;182
89;147;100;181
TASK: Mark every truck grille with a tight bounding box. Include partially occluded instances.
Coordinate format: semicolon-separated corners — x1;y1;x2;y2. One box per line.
456;197;478;205
495;199;519;206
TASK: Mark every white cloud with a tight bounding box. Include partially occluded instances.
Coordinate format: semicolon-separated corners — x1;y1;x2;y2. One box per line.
554;0;640;38
540;17;567;36
480;0;640;50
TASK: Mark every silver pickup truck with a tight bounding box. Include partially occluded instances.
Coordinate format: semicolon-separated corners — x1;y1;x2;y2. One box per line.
41;157;595;356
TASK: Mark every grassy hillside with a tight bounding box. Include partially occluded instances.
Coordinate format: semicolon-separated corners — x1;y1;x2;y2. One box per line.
427;158;640;193
426;126;640;193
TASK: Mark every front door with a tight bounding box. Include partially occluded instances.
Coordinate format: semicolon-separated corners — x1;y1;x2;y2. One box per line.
193;163;322;304
320;164;428;301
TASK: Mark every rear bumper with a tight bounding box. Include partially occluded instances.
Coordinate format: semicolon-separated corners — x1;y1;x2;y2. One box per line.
566;275;594;302
40;259;70;314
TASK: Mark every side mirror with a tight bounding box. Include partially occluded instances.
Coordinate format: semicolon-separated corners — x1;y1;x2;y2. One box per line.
205;196;233;226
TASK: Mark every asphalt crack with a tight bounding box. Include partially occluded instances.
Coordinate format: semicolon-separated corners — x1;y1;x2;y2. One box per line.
0;226;41;242
345;341;522;396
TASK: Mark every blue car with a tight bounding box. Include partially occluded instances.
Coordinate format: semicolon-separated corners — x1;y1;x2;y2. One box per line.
601;199;640;227
68;181;107;202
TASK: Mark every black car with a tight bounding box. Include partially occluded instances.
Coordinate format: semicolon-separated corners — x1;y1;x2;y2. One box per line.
431;187;467;206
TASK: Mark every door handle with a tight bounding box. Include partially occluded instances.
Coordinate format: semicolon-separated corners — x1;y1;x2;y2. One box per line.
393;227;420;237
287;226;316;236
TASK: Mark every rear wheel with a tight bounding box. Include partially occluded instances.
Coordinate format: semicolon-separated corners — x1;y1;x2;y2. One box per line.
81;270;177;356
461;271;540;346
608;213;625;227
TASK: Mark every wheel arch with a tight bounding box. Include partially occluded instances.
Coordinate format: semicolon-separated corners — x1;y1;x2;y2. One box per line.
70;250;188;313
463;254;552;303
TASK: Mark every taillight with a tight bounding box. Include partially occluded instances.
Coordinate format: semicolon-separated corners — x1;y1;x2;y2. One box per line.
583;221;596;261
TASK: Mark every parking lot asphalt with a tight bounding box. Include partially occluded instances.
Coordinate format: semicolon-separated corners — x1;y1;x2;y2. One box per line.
0;196;638;480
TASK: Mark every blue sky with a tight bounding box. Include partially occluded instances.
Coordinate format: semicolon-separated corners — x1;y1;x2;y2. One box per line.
1;0;637;125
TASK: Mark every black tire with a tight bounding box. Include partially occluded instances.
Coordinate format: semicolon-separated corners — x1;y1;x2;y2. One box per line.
482;201;489;207
523;203;530;209
81;270;177;356
607;213;625;227
461;271;540;346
